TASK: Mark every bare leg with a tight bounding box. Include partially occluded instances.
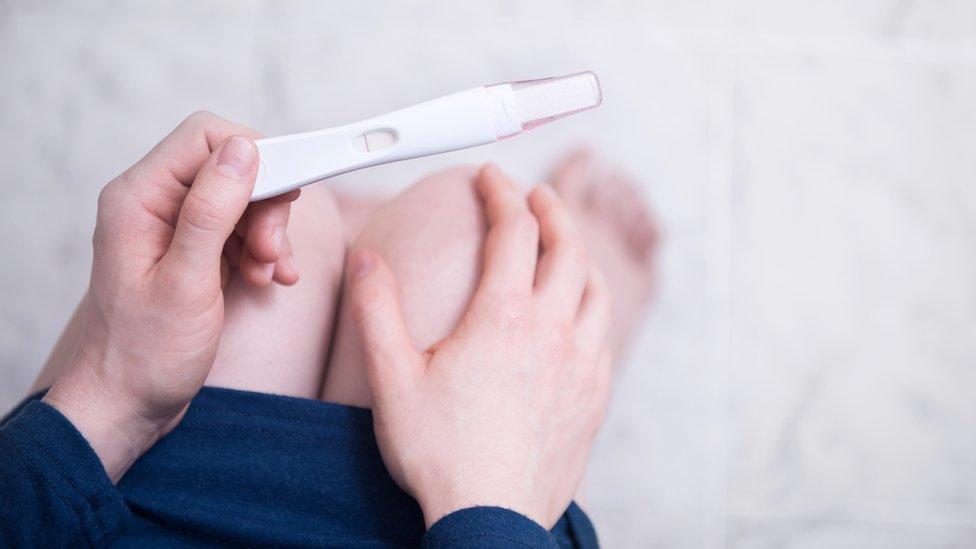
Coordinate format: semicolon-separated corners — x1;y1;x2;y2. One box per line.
320;154;659;408
548;150;658;359
204;182;346;398
321;167;485;407
32;183;347;399
334;193;382;245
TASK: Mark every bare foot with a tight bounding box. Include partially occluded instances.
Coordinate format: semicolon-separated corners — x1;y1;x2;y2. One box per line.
548;150;659;360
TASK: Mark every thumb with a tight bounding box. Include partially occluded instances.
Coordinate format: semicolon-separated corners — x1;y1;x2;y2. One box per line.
164;136;257;276
348;249;423;404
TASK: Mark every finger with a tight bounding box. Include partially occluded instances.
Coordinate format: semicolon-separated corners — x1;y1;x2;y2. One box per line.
242;188;301;264
473;164;539;296
576;265;612;356
549;149;593;210
347;249;423;404
162;136;258;278
272;235;300;285
239;245;275;287
122;112;263;231
136;110;263;187
244;199;292;263
528;183;588;318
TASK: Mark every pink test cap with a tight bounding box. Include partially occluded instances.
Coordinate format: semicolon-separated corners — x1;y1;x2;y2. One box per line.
485;71;603;139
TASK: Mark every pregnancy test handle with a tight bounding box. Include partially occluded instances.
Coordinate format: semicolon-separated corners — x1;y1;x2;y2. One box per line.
249;71;601;201
251;87;513;201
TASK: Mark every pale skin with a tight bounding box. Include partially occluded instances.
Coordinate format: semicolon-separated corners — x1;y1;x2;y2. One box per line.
31;112;658;528
346;168;613;527
40;112;302;481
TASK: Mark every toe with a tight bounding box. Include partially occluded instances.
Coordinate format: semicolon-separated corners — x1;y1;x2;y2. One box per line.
605;173;658;265
626;206;659;265
548;148;595;208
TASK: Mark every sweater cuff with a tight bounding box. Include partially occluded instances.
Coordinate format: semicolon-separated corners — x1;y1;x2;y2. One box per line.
423;506;558;548
3;400;130;545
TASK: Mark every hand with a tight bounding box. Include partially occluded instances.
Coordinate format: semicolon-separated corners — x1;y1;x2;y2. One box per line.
43;112;300;481
347;165;613;528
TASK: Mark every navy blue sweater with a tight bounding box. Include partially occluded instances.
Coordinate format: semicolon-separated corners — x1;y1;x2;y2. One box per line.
0;387;598;547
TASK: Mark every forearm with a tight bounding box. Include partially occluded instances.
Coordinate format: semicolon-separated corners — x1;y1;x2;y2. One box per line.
32;293;89;393
28;294;155;481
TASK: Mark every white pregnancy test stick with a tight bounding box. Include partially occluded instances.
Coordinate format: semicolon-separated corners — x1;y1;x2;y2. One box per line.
250;71;602;201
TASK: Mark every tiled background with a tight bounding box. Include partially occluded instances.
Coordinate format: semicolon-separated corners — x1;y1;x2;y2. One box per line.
1;1;974;547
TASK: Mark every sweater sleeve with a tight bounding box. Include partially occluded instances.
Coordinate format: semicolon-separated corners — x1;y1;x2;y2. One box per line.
0;400;131;547
422;506;558;548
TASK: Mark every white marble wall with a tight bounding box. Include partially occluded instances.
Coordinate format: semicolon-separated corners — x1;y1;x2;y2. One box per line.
1;1;974;547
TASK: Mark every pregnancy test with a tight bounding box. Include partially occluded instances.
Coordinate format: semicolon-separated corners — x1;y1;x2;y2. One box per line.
251;71;602;201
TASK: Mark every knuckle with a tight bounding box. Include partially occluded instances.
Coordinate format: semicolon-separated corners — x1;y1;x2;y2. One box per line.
93;181;129;241
180;193;226;233
96;180;123;213
185;109;217;128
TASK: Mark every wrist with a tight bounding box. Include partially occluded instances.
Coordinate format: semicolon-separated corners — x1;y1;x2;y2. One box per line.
416;473;544;529
43;352;174;482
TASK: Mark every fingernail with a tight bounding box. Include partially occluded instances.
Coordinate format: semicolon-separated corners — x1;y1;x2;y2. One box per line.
262;262;275;283
271;227;284;256
352;251;375;280
216;136;255;178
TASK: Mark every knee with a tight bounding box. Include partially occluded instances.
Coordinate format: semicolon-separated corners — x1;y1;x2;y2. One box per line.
354;166;485;264
351;166;487;348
